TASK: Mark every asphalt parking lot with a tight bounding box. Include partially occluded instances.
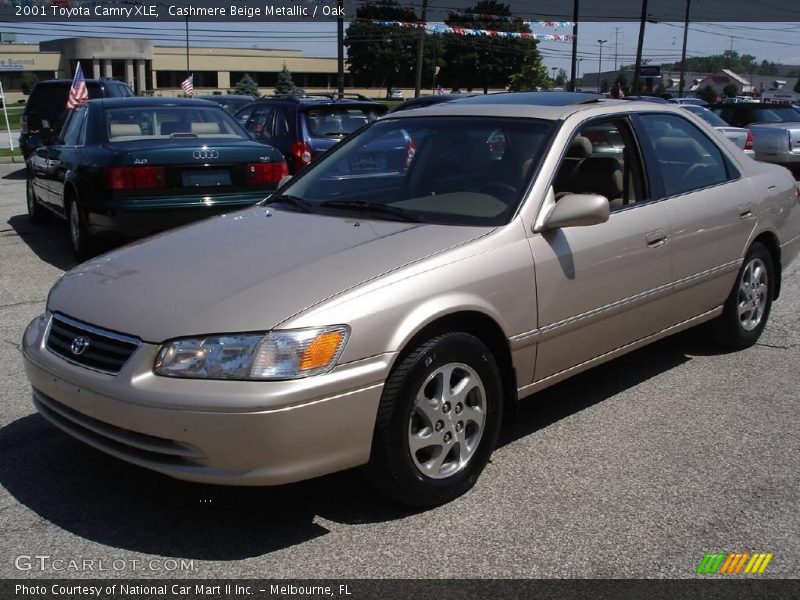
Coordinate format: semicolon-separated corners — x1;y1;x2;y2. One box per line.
0;162;798;580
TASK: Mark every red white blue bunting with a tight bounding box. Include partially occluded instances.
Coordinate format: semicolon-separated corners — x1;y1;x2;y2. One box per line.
371;21;575;41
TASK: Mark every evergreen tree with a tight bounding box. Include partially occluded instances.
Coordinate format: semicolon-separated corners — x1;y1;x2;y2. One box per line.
234;74;260;97
275;65;297;95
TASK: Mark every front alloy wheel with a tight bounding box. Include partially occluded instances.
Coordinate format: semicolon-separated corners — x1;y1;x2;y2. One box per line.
408;363;486;480
367;332;503;507
737;257;768;332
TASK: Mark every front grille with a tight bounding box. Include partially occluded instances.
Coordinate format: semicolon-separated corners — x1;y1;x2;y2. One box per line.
46;313;141;374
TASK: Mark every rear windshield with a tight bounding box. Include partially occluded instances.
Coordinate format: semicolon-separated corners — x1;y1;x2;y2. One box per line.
744;106;800;123
685;106;728;127
104;106;248;142
303;106;385;138
27;83;103;118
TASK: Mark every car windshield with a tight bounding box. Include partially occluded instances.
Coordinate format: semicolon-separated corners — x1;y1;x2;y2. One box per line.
281;116;554;226
685;106;728;127
104;106;247;142
303;106;384;138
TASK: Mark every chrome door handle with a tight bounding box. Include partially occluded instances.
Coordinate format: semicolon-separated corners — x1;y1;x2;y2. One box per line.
645;229;667;248
738;203;753;219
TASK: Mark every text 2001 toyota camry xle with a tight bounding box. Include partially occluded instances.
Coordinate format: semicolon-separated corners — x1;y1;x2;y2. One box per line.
23;93;800;507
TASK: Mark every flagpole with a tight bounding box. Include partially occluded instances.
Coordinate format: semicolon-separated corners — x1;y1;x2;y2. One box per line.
0;77;14;152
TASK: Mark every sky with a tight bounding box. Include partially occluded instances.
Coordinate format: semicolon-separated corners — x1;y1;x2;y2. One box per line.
3;19;800;76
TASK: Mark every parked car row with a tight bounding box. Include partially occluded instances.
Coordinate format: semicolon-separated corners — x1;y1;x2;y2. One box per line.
21;90;800;507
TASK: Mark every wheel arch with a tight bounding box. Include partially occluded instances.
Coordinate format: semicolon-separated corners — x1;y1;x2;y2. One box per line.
752;231;781;300
390;310;519;414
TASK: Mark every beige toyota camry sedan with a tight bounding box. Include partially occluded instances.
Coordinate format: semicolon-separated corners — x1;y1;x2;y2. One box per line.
22;93;800;507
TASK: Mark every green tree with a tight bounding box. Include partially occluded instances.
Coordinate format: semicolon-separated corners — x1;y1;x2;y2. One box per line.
344;1;422;96
722;83;738;97
507;43;549;91
439;1;533;94
794;78;800;93
698;84;717;103
21;72;38;95
275;65;297;95
234;74;260;97
757;60;778;75
554;68;568;87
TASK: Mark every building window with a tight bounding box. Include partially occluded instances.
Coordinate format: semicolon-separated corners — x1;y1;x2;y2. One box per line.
156;70;218;88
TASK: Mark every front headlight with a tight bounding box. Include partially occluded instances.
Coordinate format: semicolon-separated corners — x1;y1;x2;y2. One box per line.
154;326;350;380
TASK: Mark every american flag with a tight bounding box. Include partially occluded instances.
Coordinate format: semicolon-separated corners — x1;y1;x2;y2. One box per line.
66;62;88;110
181;75;194;97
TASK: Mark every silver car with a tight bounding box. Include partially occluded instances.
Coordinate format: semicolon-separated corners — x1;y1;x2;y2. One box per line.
22;94;800;507
681;105;755;157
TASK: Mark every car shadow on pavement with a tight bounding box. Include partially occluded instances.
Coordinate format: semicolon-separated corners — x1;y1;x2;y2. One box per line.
6;214;78;272
0;332;702;560
0;412;415;561
500;333;696;447
2;167;27;181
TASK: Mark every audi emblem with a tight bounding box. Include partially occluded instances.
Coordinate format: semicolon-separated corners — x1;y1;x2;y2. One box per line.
192;149;219;160
70;336;91;356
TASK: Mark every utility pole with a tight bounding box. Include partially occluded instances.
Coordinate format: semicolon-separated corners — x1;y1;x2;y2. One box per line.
678;0;691;97
613;27;621;71
336;0;344;98
569;0;579;91
597;39;607;93
185;16;190;80
632;0;649;92
414;0;429;98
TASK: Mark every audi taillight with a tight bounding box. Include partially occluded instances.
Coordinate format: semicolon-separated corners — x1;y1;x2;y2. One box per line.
20;114;28;135
245;161;289;186
744;130;753;151
290;141;313;172
107;166;166;190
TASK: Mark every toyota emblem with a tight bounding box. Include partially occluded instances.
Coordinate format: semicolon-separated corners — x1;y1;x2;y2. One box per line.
192;149;219;160
70;336;90;355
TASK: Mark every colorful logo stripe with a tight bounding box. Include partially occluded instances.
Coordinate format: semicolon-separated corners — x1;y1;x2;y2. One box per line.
697;552;773;574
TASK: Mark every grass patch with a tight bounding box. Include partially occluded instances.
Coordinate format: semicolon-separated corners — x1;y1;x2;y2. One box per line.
0;105;23;130
0;147;22;158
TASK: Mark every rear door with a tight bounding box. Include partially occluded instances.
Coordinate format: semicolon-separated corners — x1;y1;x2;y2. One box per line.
635;112;756;323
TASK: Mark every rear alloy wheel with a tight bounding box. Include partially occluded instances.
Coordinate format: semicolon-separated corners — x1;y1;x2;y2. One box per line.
26;175;47;224
68;199;95;262
367;332;503;507
712;242;774;350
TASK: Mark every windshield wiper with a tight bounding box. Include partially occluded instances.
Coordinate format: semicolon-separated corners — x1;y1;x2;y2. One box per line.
320;200;421;222
265;194;314;213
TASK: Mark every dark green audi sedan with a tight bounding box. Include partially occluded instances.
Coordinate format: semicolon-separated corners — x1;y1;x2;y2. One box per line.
26;97;288;260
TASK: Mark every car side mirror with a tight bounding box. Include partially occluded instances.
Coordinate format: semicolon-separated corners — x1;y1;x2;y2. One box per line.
542;194;610;230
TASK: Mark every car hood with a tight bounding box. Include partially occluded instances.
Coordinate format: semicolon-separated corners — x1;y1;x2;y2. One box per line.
48;207;490;342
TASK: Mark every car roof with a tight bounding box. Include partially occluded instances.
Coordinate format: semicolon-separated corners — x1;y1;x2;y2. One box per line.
453;91;602;106
384;94;691;121
87;97;218;109
34;78;126;87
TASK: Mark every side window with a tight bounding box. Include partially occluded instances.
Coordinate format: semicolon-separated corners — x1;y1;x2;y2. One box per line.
273;108;291;137
552;118;645;211
639;114;732;197
236;106;254;127
246;106;275;138
61;109;85;146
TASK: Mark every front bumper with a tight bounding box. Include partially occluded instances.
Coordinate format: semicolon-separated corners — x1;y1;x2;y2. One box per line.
22;314;391;485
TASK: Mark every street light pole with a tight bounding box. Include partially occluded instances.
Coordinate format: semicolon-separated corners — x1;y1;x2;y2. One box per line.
336;0;344;99
597;39;607;93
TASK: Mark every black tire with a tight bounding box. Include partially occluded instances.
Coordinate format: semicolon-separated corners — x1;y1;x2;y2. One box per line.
711;242;774;350
26;175;47;224
367;332;504;507
67;196;96;262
